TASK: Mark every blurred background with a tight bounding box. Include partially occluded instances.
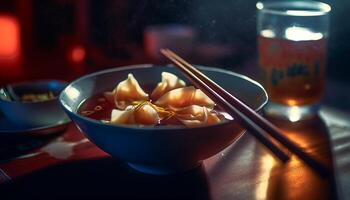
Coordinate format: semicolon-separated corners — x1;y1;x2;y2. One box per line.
0;0;349;109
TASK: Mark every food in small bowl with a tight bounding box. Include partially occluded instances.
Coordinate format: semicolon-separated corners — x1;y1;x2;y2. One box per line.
60;64;268;174
0;80;70;128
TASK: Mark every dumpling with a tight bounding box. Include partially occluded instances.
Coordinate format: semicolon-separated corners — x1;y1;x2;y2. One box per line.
110;107;135;124
111;74;149;109
110;103;159;126
133;103;160;125
155;86;215;109
101;72;223;127
174;105;222;127
151;72;186;101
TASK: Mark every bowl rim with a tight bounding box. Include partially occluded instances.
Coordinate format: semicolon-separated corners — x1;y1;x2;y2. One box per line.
59;64;268;131
0;79;68;104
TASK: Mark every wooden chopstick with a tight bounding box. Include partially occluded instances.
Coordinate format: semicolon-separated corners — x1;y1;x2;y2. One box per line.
161;49;290;162
161;49;331;176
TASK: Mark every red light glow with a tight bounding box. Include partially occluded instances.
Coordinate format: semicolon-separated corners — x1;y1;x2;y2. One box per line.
0;15;21;58
0;14;22;79
71;46;86;63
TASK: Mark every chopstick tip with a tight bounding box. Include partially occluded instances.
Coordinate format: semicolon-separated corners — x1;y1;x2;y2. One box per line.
160;48;168;54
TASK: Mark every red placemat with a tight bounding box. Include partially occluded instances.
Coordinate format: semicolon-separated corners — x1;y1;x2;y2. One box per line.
0;124;108;182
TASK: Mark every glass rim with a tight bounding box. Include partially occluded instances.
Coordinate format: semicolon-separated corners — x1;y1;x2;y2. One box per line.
256;1;331;17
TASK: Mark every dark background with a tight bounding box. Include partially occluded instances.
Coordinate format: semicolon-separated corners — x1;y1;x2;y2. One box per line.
0;0;349;107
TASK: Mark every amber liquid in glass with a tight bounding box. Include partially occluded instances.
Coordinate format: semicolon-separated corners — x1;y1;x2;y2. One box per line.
258;34;327;106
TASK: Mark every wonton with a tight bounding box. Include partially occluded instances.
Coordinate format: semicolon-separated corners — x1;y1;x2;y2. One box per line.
99;72;225;127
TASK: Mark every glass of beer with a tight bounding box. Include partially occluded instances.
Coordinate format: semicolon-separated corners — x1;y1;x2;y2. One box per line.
256;1;331;120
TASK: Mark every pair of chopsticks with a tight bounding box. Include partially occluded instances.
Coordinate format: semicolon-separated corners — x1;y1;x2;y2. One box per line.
161;49;330;176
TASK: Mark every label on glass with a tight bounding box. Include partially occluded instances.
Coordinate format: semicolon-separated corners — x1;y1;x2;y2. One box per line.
258;35;327;106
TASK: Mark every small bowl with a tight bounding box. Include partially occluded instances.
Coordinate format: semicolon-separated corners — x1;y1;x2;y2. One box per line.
0;80;70;128
60;64;268;175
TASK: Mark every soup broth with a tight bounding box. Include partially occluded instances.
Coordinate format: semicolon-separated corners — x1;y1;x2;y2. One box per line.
78;73;231;127
79;93;115;122
78;92;230;127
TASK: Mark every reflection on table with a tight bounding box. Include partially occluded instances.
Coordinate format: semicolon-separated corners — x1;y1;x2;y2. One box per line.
204;112;335;200
0;107;345;199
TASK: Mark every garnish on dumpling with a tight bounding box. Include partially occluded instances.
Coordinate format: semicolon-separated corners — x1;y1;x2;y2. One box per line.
80;72;228;127
151;72;186;101
110;102;160;126
133;102;160;125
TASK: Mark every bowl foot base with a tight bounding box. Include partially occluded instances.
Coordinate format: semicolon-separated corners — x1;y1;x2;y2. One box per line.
127;162;202;175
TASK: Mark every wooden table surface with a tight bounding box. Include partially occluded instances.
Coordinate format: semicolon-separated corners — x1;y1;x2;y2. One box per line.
0;106;349;199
